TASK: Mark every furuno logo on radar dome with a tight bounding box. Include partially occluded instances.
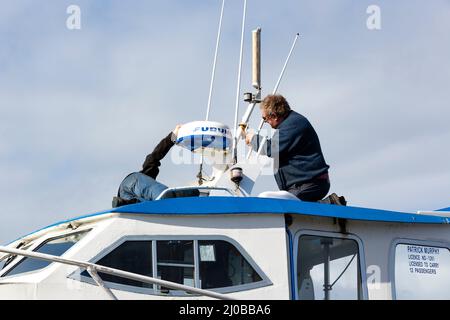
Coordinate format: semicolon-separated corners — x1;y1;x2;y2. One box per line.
193;127;229;134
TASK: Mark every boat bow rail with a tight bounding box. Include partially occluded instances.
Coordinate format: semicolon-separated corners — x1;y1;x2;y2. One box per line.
0;246;235;300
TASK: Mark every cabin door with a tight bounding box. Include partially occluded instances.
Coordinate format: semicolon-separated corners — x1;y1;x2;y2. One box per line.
294;231;365;300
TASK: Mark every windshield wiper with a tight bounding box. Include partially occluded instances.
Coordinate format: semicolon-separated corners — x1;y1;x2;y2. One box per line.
0;242;27;272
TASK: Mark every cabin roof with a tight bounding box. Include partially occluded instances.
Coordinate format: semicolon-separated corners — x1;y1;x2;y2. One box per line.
109;196;450;224
10;196;449;244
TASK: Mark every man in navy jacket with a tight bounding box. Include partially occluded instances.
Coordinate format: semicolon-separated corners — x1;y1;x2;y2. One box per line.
246;94;331;202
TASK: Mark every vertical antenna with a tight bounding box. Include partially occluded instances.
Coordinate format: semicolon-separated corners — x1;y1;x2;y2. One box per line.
246;33;300;159
206;0;226;121
239;27;262;160
252;28;261;90
232;0;247;163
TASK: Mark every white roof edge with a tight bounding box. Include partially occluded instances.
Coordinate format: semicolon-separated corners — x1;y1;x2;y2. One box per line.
416;210;450;218
8;212;117;246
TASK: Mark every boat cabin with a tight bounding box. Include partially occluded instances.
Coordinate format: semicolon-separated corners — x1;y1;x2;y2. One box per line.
1;193;449;300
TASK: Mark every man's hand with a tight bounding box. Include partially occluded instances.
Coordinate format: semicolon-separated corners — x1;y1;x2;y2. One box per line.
245;132;255;146
172;124;183;137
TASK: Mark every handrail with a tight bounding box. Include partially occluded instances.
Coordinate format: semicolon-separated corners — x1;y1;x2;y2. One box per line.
86;266;117;300
156;186;236;200
417;210;450;218
0;246;236;300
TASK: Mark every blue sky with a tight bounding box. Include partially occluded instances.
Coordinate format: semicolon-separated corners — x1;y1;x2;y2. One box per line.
1;0;450;244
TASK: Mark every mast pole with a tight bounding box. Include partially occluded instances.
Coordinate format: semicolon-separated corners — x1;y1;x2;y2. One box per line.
246;33;300;159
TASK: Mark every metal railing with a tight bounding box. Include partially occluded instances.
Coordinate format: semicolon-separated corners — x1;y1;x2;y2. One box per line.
155;186;238;200
0;246;236;300
416;210;450;218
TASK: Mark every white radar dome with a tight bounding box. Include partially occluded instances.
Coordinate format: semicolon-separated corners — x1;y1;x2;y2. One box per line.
176;121;232;154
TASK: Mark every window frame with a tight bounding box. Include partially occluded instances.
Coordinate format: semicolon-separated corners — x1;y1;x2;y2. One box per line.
0;242;36;276
71;235;272;296
0;229;91;278
293;229;368;300
156;239;196;293
389;238;450;300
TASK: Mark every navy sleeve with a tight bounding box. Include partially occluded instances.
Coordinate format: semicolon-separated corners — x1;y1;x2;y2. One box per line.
250;134;270;156
251;124;301;159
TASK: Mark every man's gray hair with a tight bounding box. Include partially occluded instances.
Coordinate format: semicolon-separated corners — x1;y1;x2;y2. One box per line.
260;94;291;118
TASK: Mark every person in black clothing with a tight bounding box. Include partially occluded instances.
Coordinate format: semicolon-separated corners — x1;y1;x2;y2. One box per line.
245;94;335;203
112;125;182;207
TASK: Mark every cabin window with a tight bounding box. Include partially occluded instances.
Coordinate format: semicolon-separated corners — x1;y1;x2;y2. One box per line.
157;240;195;292
2;231;89;277
198;240;262;289
81;240;153;288
394;243;450;299
297;235;362;300
78;237;268;295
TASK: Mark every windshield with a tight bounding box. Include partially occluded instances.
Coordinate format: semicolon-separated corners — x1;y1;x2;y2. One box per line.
1;230;89;277
0;241;33;272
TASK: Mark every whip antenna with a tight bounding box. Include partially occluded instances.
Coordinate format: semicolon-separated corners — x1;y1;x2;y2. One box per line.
272;33;299;95
232;0;248;163
255;33;300;133
205;0;226;121
200;0;226;185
